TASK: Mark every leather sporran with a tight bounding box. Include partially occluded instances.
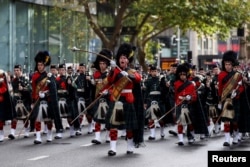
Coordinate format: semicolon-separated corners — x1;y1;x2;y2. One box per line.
59;98;68;118
15;100;29;120
95;98;109;120
177;106;192;126
208;105;218;118
222;98;235;120
146;101;161;120
110;101;125;125
37;100;49;122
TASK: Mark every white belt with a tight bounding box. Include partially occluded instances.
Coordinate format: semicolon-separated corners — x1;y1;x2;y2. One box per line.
77;88;85;92
150;91;161;95
14;93;21;96
121;89;132;93
58;90;67;93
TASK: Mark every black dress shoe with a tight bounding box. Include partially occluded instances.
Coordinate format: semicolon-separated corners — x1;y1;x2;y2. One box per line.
34;140;42;144
169;130;178;136
148;136;155;140
8;134;15;140
223;142;230;147
177;142;184;146
54;136;62;139
126;151;133;154
108;150;116;156
106;140;110;143
91;139;101;144
76;131;82;136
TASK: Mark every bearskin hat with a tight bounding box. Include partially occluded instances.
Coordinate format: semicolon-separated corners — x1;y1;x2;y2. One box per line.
115;43;136;65
93;48;113;71
35;51;51;66
58;64;66;69
222;50;237;71
14;64;22;69
175;64;189;80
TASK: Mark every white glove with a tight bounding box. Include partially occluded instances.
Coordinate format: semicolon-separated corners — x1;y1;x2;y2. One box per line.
231;90;237;99
218;103;222;110
39;91;45;98
0;78;4;83
178;96;184;100
31;104;34;110
67;78;72;84
101;89;108;95
47;72;52;78
18;84;23;91
110;60;116;68
120;71;128;76
238;80;242;85
191;81;196;87
185;95;191;101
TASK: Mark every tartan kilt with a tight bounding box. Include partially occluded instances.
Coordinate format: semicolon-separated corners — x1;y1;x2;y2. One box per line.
190;100;209;135
239;91;250;132
67;98;78;119
92;96;109;124
106;96;138;130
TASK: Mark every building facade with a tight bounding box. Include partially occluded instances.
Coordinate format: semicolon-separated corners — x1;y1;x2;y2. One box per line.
0;0;91;73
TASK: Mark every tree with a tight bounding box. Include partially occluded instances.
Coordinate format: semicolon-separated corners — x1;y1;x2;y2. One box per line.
55;0;250;70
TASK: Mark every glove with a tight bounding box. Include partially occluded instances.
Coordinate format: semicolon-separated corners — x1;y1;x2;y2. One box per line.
110;60;116;68
47;72;52;78
178;96;184;100
101;89;108;95
185;95;191;101
238;80;242;85
39;91;45;98
218;103;222;110
120;71;128;76
18;84;23;91
31;104;34;110
231;90;237;99
0;78;4;83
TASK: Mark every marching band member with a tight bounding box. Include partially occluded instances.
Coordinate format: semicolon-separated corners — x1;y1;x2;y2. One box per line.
206;64;221;134
91;49;112;144
144;65;168;140
74;63;93;135
105;43;142;156
218;50;244;146
166;63;178;136
31;51;55;144
53;64;69;139
174;64;197;146
239;67;250;139
8;64;32;139
0;70;13;142
189;65;209;140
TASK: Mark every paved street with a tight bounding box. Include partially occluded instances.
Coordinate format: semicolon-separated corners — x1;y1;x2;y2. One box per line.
0;120;249;167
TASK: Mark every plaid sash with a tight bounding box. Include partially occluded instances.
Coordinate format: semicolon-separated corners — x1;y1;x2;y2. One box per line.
221;72;241;102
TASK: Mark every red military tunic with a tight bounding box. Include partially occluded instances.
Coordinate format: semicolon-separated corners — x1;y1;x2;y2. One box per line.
218;71;244;100
0;81;7;102
31;71;48;102
174;80;197;105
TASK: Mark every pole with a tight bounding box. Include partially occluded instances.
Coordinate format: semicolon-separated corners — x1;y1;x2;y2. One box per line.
177;27;181;61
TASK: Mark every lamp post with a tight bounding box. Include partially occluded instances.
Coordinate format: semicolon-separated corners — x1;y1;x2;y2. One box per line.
238;23;247;62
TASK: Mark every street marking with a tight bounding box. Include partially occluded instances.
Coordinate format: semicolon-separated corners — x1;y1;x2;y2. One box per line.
80;143;94;147
27;155;49;161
